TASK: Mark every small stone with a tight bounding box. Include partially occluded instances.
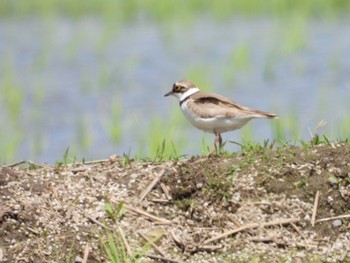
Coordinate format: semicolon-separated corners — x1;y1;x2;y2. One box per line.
327;196;333;204
74;256;83;262
332;219;342;228
130;173;138;179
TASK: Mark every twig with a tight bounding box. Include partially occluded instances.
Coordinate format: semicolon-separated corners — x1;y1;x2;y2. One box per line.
86;215;112;230
139;170;166;201
5;160;43;168
79;158;111;165
249;236;306;248
71;166;89;173
139;232;166;257
203;218;299;244
124;204;172;225
290;222;309;249
160;183;172;200
117;225;132;256
260;218;299;227
192;245;223;252
238;201;271;206
5;160;26;167
193;227;219;231
203;223;258;245
229;217;243;228
170;230;184;249
150;198;170;203
339;249;348;262
146;254;183;263
316;214;350;223
82;243;89;263
26;227;40;235
290;222;304;238
311;190;320;227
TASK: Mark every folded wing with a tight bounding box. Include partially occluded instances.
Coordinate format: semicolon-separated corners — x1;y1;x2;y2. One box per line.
187;92;277;119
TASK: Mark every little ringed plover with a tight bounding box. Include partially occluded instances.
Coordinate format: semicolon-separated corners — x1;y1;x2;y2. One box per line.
164;80;277;148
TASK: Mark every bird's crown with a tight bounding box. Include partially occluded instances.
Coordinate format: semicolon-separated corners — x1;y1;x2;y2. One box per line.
172;80;197;93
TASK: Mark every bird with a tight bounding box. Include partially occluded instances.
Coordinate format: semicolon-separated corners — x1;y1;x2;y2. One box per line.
164;80;277;150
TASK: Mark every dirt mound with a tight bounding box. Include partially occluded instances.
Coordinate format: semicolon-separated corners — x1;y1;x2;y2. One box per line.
1;143;350;262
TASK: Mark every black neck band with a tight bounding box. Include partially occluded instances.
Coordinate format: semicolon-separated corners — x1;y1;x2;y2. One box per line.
179;96;190;106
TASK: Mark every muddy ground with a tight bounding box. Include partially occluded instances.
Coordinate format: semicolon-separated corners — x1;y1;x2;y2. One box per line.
1;142;350;262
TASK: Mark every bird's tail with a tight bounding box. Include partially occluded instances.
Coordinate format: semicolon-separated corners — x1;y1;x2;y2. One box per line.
249;109;278;119
265;113;278;119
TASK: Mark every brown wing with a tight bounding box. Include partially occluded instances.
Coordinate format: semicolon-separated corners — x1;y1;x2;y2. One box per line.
188;91;277;119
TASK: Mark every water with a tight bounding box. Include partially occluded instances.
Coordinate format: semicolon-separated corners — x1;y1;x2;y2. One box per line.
0;16;349;163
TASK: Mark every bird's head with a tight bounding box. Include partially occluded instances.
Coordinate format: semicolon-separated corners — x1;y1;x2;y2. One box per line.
164;80;199;101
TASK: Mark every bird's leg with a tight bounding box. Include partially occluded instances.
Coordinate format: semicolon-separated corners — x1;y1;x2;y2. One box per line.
211;132;223;155
217;133;223;148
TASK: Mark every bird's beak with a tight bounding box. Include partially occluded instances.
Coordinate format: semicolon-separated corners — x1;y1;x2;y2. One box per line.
164;91;173;97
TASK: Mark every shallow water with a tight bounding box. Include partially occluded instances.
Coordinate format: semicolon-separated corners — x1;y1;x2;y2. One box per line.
0;16;349;163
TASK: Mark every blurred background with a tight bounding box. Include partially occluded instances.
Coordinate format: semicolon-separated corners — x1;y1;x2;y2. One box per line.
0;0;350;163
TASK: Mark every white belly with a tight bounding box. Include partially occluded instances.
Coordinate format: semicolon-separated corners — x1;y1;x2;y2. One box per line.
181;101;252;134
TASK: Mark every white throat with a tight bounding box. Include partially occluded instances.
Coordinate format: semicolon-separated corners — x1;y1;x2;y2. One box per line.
179;87;200;102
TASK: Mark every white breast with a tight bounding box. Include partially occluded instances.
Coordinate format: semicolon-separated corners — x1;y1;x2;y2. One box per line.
180;100;252;134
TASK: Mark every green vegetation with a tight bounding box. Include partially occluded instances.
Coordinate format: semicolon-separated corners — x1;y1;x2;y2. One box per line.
1;0;350;164
102;202;135;263
224;44;251;83
281;14;307;54
105;98;123;144
0;64;24;163
76;117;92;151
101;201;154;263
185;66;213;92
55;147;77;167
102;230;134;263
137;105;188;161
1;0;349;20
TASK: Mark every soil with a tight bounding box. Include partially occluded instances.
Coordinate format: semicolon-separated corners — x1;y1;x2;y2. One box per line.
1;142;350;262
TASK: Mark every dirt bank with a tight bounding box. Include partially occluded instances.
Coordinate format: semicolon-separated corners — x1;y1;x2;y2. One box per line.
1;142;350;262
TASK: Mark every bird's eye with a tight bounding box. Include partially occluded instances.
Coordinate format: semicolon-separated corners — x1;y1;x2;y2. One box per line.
174;86;181;92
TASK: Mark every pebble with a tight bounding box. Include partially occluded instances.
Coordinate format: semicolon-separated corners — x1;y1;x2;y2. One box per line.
332;219;342;228
130;173;138;179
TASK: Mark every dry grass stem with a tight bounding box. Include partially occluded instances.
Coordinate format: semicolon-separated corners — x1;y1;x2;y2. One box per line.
86;215;112;230
124;204;172;224
146;254;184;263
82;243;89;263
150;198;170;203
311;190;320;227
117;225;132;256
203;223;258;245
160;183;172;200
193;245;223;252
139;232;166;257
203;218;299;244
139;170;166;201
5;160;43;168
316;214;350;223
170;230;184;249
